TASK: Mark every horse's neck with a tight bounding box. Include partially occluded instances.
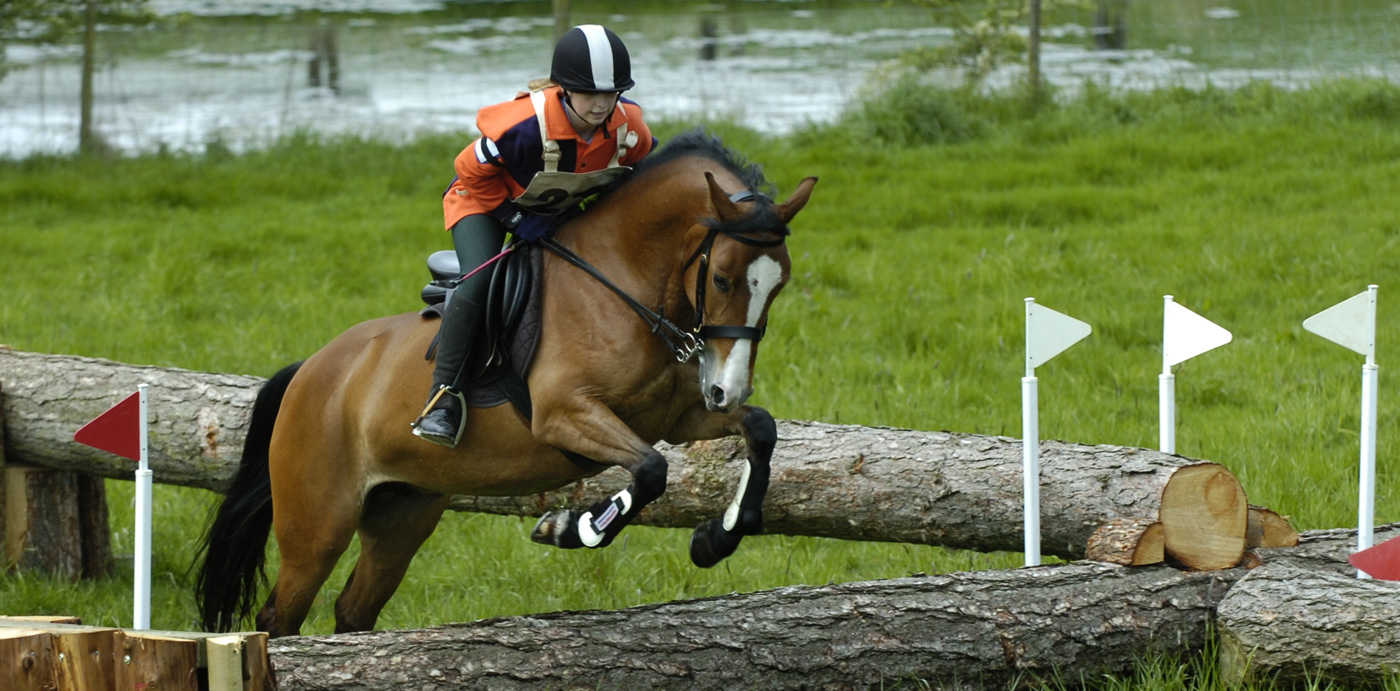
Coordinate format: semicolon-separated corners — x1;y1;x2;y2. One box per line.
565;175;710;316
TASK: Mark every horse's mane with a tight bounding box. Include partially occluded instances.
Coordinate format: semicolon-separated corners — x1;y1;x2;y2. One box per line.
631;128;788;237
633;128;776;199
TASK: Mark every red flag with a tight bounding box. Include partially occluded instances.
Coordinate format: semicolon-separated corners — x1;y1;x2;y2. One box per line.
74;391;142;461
1349;536;1400;581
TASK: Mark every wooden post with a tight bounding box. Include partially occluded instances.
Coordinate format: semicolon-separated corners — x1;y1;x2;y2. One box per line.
1028;0;1043;95
119;632;201;691
0;619;272;691
0;628;57;691
51;625;121;690
2;376;113;580
552;0;572;41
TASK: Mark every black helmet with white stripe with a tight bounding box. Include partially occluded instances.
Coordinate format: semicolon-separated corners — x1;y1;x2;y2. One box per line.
550;25;634;93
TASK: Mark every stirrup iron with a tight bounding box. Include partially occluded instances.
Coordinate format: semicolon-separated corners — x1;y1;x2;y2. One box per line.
411;385;467;447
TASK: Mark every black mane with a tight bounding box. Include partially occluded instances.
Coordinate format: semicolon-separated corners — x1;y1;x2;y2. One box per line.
633;128;788;238
633;128;776;198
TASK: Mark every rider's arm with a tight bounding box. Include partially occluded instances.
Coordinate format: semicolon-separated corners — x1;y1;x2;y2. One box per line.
449;137;524;225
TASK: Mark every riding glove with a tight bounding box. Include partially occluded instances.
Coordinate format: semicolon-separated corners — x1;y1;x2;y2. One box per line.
512;212;556;243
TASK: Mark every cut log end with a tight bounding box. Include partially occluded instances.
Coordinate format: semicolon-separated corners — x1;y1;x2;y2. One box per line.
1247;505;1299;548
1160;464;1248;570
1086;518;1164;566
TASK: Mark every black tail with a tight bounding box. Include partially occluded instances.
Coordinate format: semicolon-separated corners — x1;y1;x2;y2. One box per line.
194;361;302;632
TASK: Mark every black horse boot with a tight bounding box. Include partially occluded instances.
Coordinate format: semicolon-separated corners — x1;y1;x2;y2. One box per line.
412;295;485;448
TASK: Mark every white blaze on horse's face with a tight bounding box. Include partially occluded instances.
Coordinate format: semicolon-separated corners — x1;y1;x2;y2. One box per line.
699;253;786;413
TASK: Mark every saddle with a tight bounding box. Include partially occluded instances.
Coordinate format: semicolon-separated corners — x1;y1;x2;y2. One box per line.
419;243;543;413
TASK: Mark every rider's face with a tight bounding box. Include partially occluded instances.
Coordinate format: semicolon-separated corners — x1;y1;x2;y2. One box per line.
567;90;620;126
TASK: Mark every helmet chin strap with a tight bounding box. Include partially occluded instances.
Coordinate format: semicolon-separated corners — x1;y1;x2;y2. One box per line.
563;91;620;137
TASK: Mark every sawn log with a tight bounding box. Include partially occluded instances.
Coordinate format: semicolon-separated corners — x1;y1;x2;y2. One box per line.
1;347;1253;561
267;561;1245;691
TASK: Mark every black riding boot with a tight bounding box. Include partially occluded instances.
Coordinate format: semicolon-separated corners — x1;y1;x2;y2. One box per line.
412;295;485;448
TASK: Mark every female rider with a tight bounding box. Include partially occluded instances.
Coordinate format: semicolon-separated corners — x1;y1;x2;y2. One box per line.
413;25;658;447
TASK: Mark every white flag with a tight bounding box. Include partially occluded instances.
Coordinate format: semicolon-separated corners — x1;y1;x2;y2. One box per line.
1164;299;1233;368
1304;287;1377;358
1025;299;1092;371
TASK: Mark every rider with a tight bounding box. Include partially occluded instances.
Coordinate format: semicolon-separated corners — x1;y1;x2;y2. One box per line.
413;24;659;448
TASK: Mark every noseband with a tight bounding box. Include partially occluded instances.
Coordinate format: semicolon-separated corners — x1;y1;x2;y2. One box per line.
540;189;788;363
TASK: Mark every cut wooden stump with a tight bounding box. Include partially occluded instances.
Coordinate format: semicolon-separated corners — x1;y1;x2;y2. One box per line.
0;618;272;691
1086;517;1164;565
1217;562;1400;687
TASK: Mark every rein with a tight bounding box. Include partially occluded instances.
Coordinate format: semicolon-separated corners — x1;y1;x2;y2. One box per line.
539;189;786;363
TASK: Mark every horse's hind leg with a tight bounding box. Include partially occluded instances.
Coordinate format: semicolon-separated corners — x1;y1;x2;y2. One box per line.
255;486;361;637
676;405;776;568
333;484;449;634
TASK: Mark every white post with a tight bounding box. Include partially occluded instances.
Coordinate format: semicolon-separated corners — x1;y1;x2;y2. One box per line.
1159;374;1175;454
1022;373;1040;566
134;383;152;629
1160;295;1176;454
1302;283;1379;580
1358;357;1378;579
1021;296;1090;567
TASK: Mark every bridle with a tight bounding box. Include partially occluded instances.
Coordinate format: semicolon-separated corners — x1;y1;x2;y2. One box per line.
679;189;788;343
540;189;788;363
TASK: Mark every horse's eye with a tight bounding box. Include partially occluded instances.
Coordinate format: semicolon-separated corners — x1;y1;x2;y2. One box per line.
713;274;731;293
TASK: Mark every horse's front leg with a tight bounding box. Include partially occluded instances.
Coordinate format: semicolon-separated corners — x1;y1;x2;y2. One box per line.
528;404;668;550
667;404;776;568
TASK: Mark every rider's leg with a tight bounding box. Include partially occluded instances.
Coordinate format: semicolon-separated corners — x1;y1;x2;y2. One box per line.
412;214;507;447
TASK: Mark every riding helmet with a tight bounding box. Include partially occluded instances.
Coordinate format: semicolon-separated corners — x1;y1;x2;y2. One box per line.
550;25;635;93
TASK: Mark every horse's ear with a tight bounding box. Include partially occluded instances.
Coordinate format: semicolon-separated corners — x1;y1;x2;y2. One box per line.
775;177;818;224
706;171;742;222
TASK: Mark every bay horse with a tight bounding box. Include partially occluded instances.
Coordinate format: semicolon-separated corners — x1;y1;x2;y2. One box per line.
194;130;817;636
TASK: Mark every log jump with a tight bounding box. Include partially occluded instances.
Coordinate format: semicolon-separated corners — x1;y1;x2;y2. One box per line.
7;348;1398;688
0;348;1292;565
265;526;1400;690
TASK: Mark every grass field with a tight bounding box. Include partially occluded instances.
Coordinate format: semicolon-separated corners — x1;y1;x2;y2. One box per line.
3;78;1400;688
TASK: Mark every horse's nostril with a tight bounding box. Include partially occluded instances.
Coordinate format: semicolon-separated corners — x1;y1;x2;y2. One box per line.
710;385;725;404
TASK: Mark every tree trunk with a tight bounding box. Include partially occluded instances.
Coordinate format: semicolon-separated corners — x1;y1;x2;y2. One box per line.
0;348;1261;562
0;348;264;490
552;0;571;42
1217;561;1400;688
267;562;1244;691
79;0;98;155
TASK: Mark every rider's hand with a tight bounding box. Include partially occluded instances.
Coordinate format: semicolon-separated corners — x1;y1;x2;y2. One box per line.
512;212;556;243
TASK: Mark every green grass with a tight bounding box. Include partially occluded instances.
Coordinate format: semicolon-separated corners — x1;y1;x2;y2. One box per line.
4;78;1400;688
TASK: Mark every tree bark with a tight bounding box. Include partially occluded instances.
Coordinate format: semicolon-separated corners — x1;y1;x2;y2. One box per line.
0;348;263;490
1255;523;1400;574
1217;561;1400;688
267;562;1244;691
1085;517;1163;566
1;348;1258;561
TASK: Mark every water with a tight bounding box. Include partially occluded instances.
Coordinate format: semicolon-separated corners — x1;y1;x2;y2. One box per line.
2;0;1398;158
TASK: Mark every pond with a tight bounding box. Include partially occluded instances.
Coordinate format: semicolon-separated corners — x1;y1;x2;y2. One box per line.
2;0;1398;157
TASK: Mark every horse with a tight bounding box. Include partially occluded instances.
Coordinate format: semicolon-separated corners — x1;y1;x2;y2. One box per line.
194;130;818;637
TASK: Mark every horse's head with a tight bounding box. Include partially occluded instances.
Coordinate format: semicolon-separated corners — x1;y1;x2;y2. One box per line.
687;172;817;413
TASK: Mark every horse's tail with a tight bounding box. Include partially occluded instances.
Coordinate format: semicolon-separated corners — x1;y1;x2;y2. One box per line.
194;360;302;633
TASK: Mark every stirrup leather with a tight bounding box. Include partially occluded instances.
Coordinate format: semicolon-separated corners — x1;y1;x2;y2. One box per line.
411;385;468;447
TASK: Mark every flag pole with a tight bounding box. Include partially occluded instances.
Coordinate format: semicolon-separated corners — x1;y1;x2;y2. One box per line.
1160;296;1177;454
1358;285;1379;579
134;383;152;629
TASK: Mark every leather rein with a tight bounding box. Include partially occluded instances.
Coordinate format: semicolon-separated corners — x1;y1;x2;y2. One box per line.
539;189;786;363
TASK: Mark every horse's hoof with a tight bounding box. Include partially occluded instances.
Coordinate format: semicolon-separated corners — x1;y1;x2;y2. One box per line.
531;511;584;549
689;518;740;568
